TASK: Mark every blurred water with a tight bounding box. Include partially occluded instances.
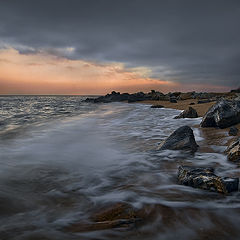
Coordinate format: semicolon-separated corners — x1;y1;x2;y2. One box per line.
0;97;240;240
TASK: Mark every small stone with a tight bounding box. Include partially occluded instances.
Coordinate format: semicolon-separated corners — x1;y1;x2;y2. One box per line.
198;99;210;104
229;126;239;136
174;107;198;119
170;98;177;103
150;105;164;108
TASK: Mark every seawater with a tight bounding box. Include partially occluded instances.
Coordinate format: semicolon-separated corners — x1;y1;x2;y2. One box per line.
0;96;240;240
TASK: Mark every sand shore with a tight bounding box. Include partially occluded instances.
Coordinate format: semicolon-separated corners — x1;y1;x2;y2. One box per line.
140;99;215;117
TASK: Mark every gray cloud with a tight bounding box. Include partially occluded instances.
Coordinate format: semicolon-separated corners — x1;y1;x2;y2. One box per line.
0;0;240;88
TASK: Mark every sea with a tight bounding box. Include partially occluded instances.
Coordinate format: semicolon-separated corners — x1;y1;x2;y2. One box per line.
0;95;240;240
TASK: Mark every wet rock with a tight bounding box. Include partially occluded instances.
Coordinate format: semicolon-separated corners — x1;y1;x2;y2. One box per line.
226;138;240;162
65;203;145;232
157;126;198;152
178;165;239;193
198;99;211;104
229;126;239;136
200;99;240;128
150;105;164;108
174;107;198;119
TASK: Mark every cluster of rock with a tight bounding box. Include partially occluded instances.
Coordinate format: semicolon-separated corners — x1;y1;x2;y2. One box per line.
158;118;239;193
85;90;237;104
85;90;168;103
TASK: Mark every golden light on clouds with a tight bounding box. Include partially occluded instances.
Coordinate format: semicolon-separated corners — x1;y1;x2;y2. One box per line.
0;48;176;95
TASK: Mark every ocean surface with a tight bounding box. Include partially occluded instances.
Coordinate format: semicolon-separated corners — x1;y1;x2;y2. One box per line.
0;96;240;240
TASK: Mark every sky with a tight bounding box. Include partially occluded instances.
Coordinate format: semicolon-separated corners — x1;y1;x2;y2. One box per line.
0;0;240;95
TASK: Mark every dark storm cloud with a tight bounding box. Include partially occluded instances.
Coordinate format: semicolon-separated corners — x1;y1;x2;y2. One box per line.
0;0;240;87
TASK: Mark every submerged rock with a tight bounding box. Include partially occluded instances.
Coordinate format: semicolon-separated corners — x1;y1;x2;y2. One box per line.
65;203;145;232
150;105;164;108
178;166;239;193
200;99;240;128
174;107;198;119
229;126;239;136
157;126;198;152
226;138;240;162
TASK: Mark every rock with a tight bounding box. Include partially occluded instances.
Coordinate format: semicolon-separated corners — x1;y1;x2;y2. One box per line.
174;107;198;119
196;92;212;99
198;99;211;104
150;91;167;101
157;126;198;152
170;97;177;103
150;105;164;108
200;99;240;128
178;166;239;193
189;102;195;105
229;127;239;136
231;87;240;93
226;138;240;162
65;202;145;232
179;92;195;100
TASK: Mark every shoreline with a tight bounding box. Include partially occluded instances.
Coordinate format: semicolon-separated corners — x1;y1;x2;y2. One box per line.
137;99;240;152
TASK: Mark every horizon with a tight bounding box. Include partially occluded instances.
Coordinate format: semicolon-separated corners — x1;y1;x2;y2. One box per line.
1;0;239;94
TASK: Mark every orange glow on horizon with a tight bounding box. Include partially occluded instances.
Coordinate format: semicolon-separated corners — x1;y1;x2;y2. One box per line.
0;48;231;95
0;48;176;95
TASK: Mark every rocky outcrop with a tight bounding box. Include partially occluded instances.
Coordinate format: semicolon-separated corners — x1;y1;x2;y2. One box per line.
150;105;164;108
200;99;240;128
174;107;198;119
179;92;195;100
178;166;239;193
157;126;198;152
229;126;239;136
226;138;240;162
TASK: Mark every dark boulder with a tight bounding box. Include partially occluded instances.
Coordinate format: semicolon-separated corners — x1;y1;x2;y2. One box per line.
226;138;240;162
157;126;198;152
150;105;164;109
174;107;198;119
178;165;239;193
231;87;240;93
200;99;240;128
229;126;239;136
